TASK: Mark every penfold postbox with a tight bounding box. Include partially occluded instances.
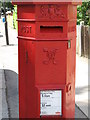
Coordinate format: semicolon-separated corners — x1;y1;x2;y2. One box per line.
13;1;81;118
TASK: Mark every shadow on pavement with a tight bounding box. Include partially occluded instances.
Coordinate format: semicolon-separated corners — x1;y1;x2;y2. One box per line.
3;69;19;118
0;35;3;37
1;44;18;47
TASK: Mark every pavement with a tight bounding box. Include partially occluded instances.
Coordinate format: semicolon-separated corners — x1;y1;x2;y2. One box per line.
0;19;18;119
0;19;89;119
75;55;89;117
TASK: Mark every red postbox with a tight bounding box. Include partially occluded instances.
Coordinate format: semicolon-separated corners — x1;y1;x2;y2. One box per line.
13;1;81;118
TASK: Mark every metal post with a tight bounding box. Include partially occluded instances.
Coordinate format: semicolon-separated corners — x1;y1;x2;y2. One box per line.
0;1;1;19
87;9;90;59
3;1;9;45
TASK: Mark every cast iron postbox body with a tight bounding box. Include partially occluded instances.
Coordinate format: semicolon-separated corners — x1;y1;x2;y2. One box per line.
13;1;81;118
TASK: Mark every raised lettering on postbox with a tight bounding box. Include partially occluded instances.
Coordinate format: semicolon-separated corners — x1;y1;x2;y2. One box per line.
21;26;32;34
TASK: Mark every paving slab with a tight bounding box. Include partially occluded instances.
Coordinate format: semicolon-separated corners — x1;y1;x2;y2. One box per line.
75;55;89;118
0;89;2;120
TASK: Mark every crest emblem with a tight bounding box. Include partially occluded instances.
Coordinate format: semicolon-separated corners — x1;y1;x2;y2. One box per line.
43;48;59;65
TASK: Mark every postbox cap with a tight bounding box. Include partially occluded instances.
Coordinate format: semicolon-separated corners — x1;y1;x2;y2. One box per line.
12;0;82;5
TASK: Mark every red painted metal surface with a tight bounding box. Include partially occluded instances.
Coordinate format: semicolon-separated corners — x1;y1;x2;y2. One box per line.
13;1;81;118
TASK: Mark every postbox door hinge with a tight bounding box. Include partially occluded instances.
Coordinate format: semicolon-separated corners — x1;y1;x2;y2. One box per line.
26;51;28;63
67;40;71;49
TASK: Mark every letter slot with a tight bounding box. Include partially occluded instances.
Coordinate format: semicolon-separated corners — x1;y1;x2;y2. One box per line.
40;26;63;33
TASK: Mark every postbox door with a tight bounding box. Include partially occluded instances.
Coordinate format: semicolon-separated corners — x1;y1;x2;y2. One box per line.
35;41;68;85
